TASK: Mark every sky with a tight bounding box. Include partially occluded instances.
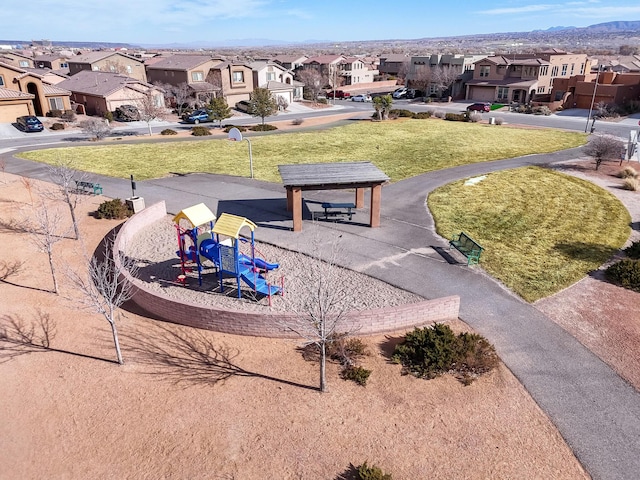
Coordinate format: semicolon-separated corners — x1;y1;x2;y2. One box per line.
4;0;640;46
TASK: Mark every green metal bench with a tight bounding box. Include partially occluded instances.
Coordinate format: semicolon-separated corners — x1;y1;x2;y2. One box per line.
75;180;103;195
449;231;483;265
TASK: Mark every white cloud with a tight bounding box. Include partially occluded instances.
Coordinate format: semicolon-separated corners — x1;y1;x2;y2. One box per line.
477;4;555;15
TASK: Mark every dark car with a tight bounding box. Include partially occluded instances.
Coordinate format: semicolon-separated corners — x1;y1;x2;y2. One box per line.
184;109;211;124
114;104;141;121
467;102;491;112
326;90;351;99
16;115;44;132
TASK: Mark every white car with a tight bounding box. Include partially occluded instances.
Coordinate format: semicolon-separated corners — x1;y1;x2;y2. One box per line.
392;87;407;99
351;94;372;102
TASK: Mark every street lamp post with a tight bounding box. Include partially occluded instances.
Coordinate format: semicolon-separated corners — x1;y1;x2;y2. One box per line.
585;65;603;133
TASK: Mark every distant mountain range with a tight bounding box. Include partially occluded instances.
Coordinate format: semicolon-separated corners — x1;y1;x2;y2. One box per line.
2;20;640;50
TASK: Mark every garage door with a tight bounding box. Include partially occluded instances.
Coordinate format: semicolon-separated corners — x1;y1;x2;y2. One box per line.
0;103;30;123
468;86;495;102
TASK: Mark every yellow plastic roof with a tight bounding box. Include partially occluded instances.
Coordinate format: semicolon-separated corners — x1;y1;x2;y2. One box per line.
172;203;216;229
212;213;257;238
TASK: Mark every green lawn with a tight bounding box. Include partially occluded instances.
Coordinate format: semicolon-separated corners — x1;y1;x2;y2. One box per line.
18;119;586;182
428;166;631;302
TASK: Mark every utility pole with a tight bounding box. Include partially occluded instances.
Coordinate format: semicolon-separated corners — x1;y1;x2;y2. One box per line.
585;65;603;133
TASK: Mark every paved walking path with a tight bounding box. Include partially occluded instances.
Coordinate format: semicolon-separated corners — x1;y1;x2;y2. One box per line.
3;147;640;479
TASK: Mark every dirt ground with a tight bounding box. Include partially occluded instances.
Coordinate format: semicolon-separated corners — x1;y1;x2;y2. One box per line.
0;173;592;478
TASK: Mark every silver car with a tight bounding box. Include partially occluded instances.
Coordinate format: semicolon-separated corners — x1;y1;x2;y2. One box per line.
351;94;372;102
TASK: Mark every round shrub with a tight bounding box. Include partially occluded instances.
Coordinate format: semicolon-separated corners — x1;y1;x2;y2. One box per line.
291;118;304;125
316;97;328;104
356;462;393;480
605;259;640;292
389;109;413;118
412;111;432;119
50;123;65;130
95;199;133;220
444;112;467;122
104;111;114;123
617;166;638;179
622;178;639;191
433;110;445;119
341;365;371;386
392;323;498;383
494;117;505;125
249;124;277;131
191;126;211;136
160;129;178;135
468;111;482;123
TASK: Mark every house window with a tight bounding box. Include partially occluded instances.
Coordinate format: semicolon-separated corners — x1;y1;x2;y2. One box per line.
540;65;548;76
192;71;204;81
579;63;585;74
49;97;64;110
126;65;132;73
93;66;100;71
0;75;4;87
479;65;490;77
266;72;276;81
19;60;29;67
561;64;568;76
570;63;575;75
60;62;68;68
555;90;564;101
497;86;509;101
551;66;559;76
232;71;244;83
110;65;116;72
537;86;545;93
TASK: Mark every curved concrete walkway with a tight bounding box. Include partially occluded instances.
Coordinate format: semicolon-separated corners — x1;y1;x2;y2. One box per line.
3;147;640;479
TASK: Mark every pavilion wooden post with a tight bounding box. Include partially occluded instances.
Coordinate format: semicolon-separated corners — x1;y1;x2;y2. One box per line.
369;184;382;228
355;187;365;208
291;187;303;232
286;188;293;212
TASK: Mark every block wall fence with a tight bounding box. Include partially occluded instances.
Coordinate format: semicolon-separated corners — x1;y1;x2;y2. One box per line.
113;201;460;338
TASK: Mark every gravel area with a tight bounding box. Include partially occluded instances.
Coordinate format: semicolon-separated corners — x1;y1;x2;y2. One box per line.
125;216;424;312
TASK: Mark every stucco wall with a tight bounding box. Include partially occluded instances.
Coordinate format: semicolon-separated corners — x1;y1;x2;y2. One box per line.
114;201;460;338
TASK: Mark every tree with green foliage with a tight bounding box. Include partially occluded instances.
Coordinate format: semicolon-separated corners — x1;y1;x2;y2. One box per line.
248;87;278;125
373;95;393;121
207;97;232;127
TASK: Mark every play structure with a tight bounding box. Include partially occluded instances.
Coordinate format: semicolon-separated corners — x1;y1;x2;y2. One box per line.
173;204;281;301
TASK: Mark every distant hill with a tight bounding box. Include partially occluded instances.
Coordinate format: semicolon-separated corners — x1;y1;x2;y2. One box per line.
585;20;640;32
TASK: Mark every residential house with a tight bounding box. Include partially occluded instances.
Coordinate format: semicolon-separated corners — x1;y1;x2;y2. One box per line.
550;70;640;110
146;55;253;107
56;70;164;117
0;51;35;69
405;54;485;99
590;55;640;74
250;61;303;103
34;53;71;70
272;54;307;72
378;54;409;77
68;51;147;82
466;50;590;104
302;55;377;87
0;62;72;121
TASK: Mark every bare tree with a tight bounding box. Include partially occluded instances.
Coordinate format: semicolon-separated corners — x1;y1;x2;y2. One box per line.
156;81;193;116
397;60;411;82
296;69;327;102
101;60;129;75
205;70;224;100
583;134;625;170
22;199;67;294
65;239;138;364
135;89;166;136
44;159;87;240
431;65;460;99
79;118;111;140
279;235;356;392
0;159;6;184
408;66;432;100
21;177;34;204
0;260;25;281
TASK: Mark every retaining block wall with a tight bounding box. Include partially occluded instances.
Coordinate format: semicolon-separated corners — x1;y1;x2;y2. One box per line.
113;202;460;338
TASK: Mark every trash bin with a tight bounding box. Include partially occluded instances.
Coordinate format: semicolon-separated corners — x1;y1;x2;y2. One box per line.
489;117;496;125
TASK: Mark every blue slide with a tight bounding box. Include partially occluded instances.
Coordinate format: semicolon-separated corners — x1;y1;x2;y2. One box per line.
199;238;280;295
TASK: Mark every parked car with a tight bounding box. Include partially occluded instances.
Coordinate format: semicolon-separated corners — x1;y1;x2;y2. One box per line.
235;100;251;113
392;87;407;99
16;115;44;132
183;109;211;124
326;90;351;99
466;102;491;112
114;104;141;121
351;94;372;102
406;89;423;99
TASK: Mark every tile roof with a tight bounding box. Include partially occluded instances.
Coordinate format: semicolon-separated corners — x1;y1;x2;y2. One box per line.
57;70;152;97
146;54;222;70
260;80;294;90
303;55;345;65
42;83;71;96
0;87;34;99
69;51;141;65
